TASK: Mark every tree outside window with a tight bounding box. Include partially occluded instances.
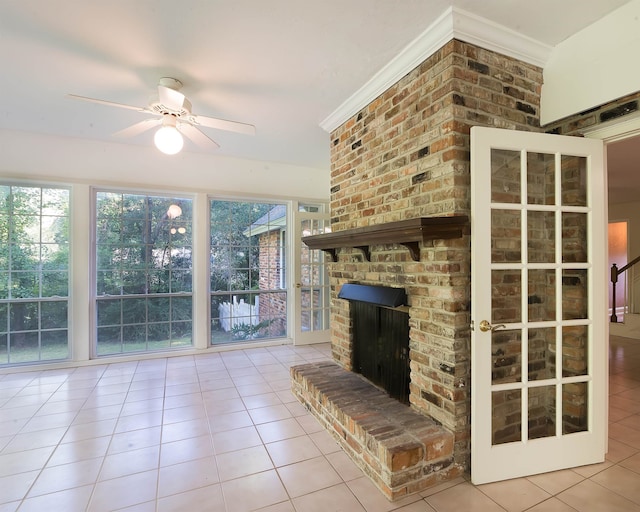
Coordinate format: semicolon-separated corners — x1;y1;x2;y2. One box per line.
95;192;193;355
210;200;287;344
0;185;70;365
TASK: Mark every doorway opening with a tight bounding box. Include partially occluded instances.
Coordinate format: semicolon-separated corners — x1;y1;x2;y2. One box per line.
609;220;628;322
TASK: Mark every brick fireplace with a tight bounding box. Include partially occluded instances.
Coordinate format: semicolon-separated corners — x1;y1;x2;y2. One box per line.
292;39;544;498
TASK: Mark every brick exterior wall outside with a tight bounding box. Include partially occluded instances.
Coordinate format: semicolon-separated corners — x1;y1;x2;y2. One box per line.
258;231;287;336
327;39;544;473
257;226;324;336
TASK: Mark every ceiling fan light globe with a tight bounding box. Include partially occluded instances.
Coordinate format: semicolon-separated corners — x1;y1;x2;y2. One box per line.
154;126;184;155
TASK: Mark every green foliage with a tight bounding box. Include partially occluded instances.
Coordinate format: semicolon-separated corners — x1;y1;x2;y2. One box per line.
1;190;289;361
96;193;193;296
0;185;70;361
230;319;274;340
0;186;69;302
94;192;194;354
209;200;281;293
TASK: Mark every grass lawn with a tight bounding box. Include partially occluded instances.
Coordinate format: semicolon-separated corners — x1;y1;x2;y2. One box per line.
2;331;288;366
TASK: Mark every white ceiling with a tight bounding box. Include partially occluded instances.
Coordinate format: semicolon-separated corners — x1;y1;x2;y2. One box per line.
0;0;637;200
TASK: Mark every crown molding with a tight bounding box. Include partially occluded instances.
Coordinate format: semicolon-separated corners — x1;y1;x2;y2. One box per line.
320;7;553;133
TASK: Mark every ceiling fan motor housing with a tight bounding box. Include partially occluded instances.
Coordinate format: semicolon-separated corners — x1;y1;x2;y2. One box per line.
150;77;192;117
149;97;192;118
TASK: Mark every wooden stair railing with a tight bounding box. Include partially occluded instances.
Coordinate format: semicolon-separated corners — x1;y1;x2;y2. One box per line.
611;254;640;322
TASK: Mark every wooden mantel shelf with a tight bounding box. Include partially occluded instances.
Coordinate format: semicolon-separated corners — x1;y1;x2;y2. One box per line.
302;215;468;262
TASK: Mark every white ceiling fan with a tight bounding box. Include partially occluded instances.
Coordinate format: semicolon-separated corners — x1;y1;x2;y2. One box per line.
68;77;255;155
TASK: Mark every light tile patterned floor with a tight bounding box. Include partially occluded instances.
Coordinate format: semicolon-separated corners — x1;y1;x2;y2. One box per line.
0;335;639;511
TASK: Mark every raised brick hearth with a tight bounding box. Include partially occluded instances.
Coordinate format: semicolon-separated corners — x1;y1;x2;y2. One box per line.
291;362;457;500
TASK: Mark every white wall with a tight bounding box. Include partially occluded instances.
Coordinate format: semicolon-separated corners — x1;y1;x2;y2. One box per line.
0;129;329;200
541;0;640;125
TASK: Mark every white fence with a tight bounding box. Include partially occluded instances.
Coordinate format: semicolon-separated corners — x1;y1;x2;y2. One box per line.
219;296;260;332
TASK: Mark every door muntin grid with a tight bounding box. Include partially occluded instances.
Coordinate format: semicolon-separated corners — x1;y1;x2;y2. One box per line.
490;149;590;446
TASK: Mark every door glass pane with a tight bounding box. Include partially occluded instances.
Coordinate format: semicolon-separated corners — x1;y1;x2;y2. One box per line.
528;328;555;381
563;382;588;434
563;325;588;377
492;329;521;384
492;270;521;323
563;270;588;320
561;155;587;207
528;270;555;322
301;218;326;237
301;289;311;331
492;210;521;263
529;386;556;439
562;212;588;263
492;389;521;445
491;149;521;203
528;211;555;263
300;216;329;334
527;152;555;205
312;310;327;330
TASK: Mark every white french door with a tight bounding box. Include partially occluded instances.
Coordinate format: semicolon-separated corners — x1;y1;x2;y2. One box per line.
292;206;331;345
470;127;607;484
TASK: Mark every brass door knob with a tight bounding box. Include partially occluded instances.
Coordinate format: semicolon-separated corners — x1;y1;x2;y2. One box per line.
479;320;506;332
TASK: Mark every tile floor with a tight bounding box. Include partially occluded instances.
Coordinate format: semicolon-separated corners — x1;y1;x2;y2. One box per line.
1;335;640;511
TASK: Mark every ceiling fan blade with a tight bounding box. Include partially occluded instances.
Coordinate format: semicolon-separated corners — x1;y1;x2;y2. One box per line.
179;123;220;149
158;85;185;111
112;118;161;138
67;94;149;113
190;114;256;136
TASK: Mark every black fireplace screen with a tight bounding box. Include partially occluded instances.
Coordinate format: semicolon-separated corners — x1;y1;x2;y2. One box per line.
351;300;410;404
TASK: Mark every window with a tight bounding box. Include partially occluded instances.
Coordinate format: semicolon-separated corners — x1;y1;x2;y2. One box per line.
0;185;70;365
210;200;287;344
94;191;193;355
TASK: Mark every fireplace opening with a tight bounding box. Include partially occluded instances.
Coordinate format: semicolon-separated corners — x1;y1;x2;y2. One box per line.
339;284;410;404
